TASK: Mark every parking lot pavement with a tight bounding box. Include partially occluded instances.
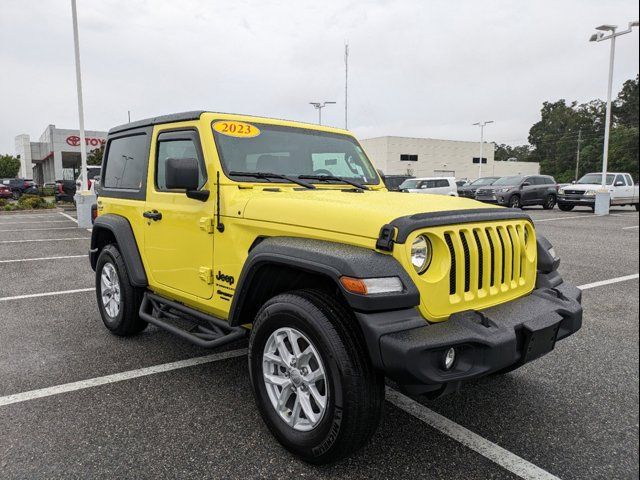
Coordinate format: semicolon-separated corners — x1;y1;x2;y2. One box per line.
0;208;638;479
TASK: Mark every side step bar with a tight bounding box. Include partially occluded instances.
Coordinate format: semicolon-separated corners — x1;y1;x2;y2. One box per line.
139;292;247;348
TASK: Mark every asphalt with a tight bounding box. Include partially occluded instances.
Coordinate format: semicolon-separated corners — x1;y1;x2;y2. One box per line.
0;207;638;479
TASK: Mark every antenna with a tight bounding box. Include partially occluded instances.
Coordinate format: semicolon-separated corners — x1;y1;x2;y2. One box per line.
344;42;349;129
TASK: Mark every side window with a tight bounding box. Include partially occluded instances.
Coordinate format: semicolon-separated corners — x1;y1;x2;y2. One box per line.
435;179;449;188
156;131;207;191
103;134;149;190
625;174;633;186
614;174;625;186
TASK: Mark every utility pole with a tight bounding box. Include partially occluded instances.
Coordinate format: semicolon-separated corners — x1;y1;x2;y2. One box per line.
472;121;494;179
128;110;131;123
344;42;349;130
71;0;87;193
575;128;582;181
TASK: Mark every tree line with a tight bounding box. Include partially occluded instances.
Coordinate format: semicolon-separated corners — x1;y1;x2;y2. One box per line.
495;75;639;182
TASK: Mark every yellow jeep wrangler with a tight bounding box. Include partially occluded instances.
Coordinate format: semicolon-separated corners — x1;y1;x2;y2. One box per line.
90;111;582;463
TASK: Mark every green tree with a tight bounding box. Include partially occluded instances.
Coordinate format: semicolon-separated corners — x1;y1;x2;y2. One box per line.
614;74;639;127
0;154;21;178
494;144;533;162
87;144;104;166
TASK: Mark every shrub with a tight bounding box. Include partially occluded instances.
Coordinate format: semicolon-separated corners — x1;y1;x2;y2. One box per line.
17;194;48;209
0;198;7;207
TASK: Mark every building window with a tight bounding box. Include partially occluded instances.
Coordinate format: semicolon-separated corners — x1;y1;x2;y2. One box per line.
400;154;418;161
472;157;488;164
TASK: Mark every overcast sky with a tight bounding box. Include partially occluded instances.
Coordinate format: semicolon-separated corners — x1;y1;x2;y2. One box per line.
1;0;638;154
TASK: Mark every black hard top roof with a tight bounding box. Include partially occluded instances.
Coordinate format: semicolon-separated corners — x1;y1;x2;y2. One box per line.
108;111;206;134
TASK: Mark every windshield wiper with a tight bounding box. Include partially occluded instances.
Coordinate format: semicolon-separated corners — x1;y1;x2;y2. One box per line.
298;174;369;190
228;171;316;189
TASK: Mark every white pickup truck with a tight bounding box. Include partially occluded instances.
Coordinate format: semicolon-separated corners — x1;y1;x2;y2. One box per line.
558;172;639;211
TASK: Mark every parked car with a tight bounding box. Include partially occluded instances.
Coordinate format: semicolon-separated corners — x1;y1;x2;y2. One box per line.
398;177;458;196
557;172;639;211
55;166;102;202
475;175;558;209
380;173;414;191
75;165;101;193
0;184;13;199
455;179;468;188
0;178;38;199
89;111;581;464
457;176;501;198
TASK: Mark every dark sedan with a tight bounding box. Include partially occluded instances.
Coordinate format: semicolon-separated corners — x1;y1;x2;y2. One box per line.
457;176;500;198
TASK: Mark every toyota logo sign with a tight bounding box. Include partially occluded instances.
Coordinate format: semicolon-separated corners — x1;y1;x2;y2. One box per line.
65;136;106;147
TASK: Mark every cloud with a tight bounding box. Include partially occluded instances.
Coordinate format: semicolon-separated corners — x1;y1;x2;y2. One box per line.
1;0;638;154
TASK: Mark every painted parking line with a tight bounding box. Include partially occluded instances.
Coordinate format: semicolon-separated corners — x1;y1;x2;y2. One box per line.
0;220;74;225
0;254;88;264
0;288;95;302
0;227;80;233
622;225;639;230
0;237;89;244
0;349;248;407
386;388;560;480
577;273;639;291
60;210;93;233
535;215;591;222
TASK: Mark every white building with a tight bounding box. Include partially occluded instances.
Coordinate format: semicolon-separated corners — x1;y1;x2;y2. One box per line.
15;125;107;184
360;136;539;181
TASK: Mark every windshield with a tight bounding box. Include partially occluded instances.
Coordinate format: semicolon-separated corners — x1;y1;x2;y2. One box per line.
399;179;420;189
493;176;523;186
470;177;499;186
212;122;379;185
577;173;615;185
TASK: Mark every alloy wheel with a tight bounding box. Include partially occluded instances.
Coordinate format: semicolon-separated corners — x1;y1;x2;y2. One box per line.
100;262;121;318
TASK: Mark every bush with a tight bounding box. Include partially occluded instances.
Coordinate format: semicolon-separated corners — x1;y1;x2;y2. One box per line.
0;198;7;207
4;203;17;211
17;194;52;210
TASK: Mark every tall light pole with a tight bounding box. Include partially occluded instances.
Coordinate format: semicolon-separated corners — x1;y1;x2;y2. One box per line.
589;21;638;215
472;121;493;179
310;101;336;126
71;0;87;193
344;43;349;129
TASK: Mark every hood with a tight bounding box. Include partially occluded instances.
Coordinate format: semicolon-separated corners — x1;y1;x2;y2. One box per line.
564;184;603;191
241;189;494;240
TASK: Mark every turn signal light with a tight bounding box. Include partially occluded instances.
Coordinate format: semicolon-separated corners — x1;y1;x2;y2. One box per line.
340;276;403;295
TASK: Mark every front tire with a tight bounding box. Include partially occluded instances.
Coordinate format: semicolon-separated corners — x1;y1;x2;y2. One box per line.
95;244;147;336
249;290;384;464
509;195;522;209
558;204;574;212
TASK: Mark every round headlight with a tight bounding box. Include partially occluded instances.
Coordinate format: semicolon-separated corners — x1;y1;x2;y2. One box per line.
410;235;432;274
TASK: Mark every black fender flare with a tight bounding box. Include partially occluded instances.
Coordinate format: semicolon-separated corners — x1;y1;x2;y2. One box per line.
227;237;419;327
90;214;148;287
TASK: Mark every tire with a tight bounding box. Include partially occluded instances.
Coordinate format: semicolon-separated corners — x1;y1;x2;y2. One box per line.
635;204;639;212
508;195;522;209
542;194;556;210
95;244;147;336
558;204;574;212
248;289;384;464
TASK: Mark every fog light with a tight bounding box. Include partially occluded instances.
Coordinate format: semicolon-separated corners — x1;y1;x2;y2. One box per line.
443;348;456;370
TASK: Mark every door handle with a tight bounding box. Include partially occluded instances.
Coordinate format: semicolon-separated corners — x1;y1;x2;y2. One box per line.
143;210;162;221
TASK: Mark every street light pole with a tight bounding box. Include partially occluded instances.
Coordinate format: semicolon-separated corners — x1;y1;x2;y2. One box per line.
589;21;638;215
310;102;336;126
71;0;87;194
473;121;493;179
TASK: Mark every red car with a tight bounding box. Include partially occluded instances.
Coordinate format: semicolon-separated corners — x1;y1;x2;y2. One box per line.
0;184;13;199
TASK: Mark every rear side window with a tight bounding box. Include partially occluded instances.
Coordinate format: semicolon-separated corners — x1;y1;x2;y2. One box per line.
625;174;634;186
435;179;450;188
103;134;148;190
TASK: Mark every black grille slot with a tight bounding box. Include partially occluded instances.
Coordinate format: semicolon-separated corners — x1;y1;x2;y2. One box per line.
460;231;471;292
497;228;506;285
487;229;496;287
445;233;456;295
507;227;516;281
473;230;483;290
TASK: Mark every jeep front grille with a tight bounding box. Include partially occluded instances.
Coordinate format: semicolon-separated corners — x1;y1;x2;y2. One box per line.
443;221;530;304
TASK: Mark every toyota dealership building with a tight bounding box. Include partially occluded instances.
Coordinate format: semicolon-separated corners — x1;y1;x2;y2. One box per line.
15;125;107;184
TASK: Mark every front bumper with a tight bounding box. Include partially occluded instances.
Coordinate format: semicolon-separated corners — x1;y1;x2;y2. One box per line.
558;194;595;206
355;278;582;395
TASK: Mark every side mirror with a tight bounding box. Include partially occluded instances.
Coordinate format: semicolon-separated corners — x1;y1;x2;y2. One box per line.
571;180;577;184
166;157;199;190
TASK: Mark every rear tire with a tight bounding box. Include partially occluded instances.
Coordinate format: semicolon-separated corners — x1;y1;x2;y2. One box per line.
249;289;384;464
542;194;556;210
558;204;574;212
95;244;147;336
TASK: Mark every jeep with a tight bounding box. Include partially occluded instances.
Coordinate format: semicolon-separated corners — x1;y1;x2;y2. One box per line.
89;111;582;464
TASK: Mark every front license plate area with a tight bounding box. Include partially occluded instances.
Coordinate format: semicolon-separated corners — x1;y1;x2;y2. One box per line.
521;322;560;363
